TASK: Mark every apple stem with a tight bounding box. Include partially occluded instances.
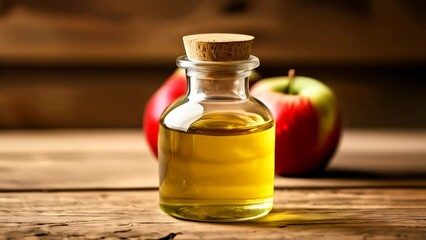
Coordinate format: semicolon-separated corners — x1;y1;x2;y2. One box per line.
285;69;296;94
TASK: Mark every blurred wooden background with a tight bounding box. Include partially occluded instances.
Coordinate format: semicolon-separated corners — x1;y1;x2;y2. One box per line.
0;0;425;128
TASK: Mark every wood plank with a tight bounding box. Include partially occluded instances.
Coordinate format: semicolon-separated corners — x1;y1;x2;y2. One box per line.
0;130;425;190
1;1;426;66
0;188;424;239
0;130;158;190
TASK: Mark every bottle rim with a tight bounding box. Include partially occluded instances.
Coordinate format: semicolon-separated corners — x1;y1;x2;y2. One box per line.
176;55;260;71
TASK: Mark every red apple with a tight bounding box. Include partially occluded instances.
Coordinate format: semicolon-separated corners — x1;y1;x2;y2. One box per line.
143;69;262;157
251;71;341;176
143;69;186;157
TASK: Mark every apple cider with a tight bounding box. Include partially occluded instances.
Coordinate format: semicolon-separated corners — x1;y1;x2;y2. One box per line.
158;33;275;221
159;112;274;221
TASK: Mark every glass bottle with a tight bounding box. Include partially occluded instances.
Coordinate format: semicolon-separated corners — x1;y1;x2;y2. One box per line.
158;34;275;222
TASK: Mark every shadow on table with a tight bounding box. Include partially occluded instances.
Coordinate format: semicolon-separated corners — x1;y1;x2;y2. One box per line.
314;151;426;180
317;168;426;180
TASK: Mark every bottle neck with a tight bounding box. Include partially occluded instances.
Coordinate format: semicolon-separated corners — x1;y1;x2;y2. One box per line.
176;55;260;101
186;69;250;101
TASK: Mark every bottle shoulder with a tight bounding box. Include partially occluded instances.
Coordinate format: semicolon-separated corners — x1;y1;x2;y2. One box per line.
160;97;274;134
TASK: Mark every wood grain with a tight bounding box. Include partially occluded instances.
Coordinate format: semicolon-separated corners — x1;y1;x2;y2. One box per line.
0;130;425;239
0;189;425;239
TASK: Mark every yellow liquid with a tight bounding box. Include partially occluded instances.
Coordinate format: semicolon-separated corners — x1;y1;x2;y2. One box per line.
159;112;275;222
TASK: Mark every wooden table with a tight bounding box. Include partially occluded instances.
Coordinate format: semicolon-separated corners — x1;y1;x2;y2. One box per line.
0;130;425;239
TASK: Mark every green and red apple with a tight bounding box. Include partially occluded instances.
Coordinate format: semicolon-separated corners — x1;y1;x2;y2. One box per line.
144;68;340;176
251;71;341;176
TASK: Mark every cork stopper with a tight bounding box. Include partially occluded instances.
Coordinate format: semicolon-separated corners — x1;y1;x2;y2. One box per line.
183;33;254;62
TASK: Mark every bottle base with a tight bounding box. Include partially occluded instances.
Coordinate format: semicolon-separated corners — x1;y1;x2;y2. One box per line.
160;198;273;222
